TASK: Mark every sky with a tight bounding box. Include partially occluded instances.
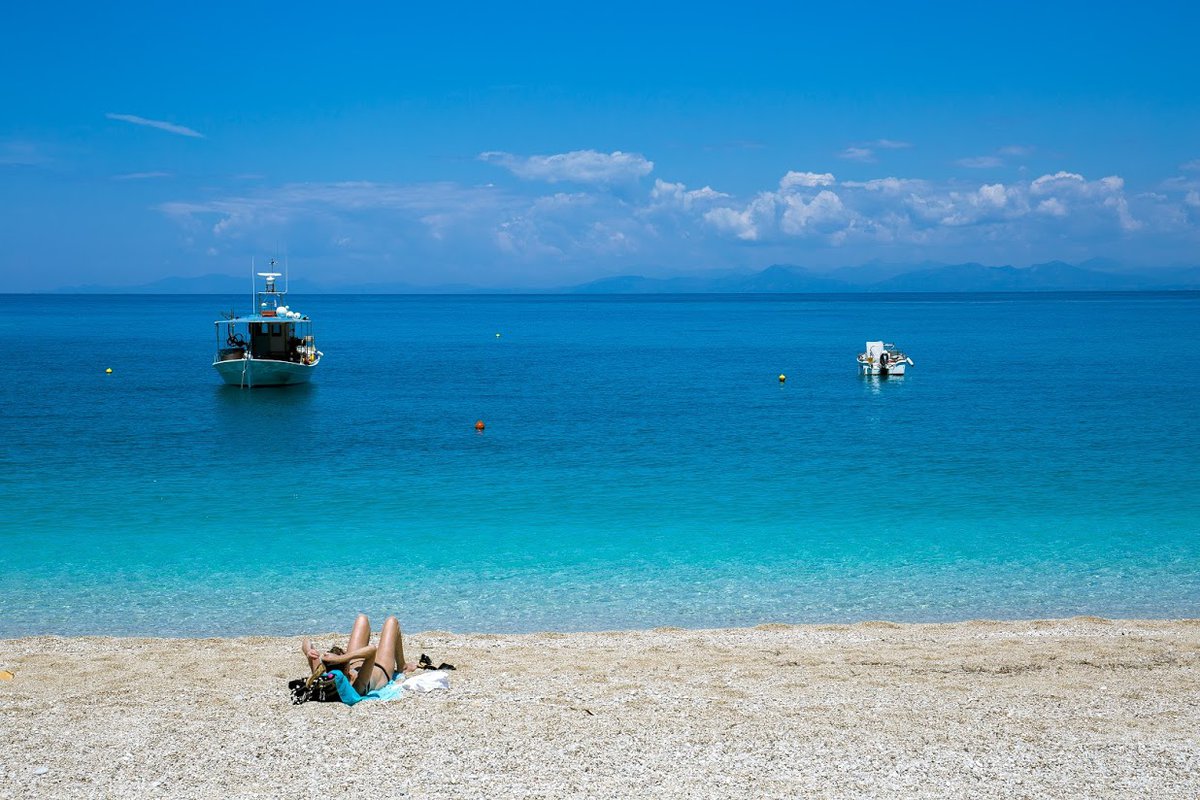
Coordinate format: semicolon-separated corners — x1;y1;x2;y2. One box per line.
2;1;1199;291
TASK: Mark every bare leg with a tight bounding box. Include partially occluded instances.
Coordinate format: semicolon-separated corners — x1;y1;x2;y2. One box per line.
351;647;378;695
346;613;371;652
375;616;410;681
345;614;376;693
392;618;415;672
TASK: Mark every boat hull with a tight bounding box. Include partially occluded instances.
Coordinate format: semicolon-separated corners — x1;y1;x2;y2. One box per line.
213;357;318;387
859;361;908;376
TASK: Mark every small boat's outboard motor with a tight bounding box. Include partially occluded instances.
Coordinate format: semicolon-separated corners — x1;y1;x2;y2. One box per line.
879;350;890;376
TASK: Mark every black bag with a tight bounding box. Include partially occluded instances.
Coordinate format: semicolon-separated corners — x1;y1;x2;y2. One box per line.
417;653;456;671
288;672;341;704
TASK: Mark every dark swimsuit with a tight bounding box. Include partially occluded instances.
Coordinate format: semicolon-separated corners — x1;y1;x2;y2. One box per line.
346;660;393;689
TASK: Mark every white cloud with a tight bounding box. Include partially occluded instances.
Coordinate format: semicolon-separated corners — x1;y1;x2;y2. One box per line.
835;139;911;164
779;171;836;190
838;146;875;163
702;193;780;241
841;177;928;193
156;162;1189;285
1037;198;1068;216
957;156;1003;169
976;183;1009;207
650;179;728;208
700;168;1158;244
480;149;653;184
779;190;848;235
1030;171;1085;193
1180;159;1200;172
105;113;204;138
161;181;517;242
1104;194;1141;231
999;145;1034;157
937;183;1023;226
113;171;172;180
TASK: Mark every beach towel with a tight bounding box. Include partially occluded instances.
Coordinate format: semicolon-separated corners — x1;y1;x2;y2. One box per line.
328;669;451;706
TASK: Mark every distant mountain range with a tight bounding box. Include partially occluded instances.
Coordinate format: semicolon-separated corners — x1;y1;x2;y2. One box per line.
51;261;1200;294
567;261;1200;293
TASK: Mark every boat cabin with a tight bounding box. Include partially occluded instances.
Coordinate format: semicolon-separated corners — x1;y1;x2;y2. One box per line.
248;320;302;360
213;269;319;366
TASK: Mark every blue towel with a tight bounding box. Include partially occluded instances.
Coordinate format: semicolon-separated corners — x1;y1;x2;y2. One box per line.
328;669;409;706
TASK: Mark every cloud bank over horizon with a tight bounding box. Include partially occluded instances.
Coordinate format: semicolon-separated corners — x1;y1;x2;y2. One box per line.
153;148;1200;286
480;149;654;184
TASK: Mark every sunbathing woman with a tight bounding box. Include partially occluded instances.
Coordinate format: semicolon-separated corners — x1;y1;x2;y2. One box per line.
301;614;416;695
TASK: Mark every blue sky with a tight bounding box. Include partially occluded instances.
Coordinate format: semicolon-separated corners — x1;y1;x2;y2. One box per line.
2;1;1199;290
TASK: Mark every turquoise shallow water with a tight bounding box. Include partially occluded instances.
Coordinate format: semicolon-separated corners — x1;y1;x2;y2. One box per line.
1;292;1198;636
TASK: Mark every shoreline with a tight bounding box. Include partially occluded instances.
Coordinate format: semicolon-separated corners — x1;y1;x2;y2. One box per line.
3;616;1199;798
6;612;1200;642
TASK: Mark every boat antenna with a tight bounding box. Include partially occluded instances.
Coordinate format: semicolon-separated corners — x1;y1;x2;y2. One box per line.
284;245;289;294
250;256;255;311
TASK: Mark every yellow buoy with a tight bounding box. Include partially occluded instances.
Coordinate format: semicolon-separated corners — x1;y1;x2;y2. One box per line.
105;368;113;374
778;374;786;383
495;333;501;338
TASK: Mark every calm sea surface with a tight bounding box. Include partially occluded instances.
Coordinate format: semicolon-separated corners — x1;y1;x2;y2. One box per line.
1;293;1197;636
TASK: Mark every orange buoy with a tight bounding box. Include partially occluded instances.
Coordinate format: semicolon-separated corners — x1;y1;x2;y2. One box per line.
474;420;485;431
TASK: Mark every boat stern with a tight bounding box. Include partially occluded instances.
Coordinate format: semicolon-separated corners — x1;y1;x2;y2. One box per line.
213;356;316;387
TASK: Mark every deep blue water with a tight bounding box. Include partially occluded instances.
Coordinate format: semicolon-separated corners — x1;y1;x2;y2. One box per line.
1;292;1198;636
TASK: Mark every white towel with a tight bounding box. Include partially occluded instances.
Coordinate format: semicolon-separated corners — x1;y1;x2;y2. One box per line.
400;670;451;693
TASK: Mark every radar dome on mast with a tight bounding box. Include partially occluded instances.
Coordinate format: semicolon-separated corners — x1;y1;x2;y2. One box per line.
257;271;282;292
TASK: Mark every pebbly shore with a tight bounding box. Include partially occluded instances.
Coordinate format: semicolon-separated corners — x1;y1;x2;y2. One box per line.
1;617;1198;799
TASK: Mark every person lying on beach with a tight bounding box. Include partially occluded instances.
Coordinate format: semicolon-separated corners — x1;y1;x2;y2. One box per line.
301;614;416;695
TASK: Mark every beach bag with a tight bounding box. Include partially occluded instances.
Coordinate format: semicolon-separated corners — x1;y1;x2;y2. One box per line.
288;671;342;704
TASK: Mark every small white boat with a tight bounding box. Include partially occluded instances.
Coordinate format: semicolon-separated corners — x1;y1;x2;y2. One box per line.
857;341;912;376
212;263;322;387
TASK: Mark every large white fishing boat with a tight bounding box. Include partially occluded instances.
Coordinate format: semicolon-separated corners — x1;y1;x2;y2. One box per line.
212;263;322;387
857;341;913;376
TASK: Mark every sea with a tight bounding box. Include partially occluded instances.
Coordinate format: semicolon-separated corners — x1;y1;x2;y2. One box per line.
1;292;1198;637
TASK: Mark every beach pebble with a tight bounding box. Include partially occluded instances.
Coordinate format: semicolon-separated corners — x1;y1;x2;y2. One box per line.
2;621;1199;799
32;766;48;776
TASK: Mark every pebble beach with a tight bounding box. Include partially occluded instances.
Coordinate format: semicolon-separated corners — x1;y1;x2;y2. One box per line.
2;617;1198;799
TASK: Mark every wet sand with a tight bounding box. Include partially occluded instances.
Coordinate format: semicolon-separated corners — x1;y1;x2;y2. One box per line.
2;617;1198;799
